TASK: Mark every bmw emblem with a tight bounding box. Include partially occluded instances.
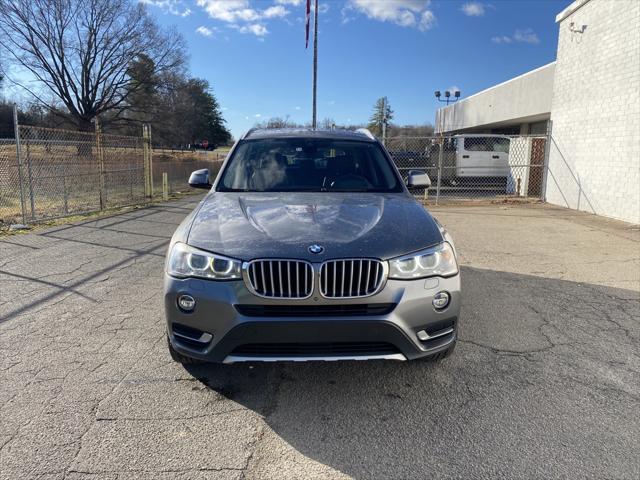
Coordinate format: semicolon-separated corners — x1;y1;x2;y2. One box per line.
308;244;324;254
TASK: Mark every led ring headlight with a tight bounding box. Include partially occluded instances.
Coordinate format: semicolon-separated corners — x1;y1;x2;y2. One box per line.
167;242;242;280
388;242;458;280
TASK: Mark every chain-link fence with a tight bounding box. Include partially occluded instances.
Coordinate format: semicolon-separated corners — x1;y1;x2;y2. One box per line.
0;138;24;224
386;134;548;204
152;150;225;196
2;126;549;225
0;121;224;225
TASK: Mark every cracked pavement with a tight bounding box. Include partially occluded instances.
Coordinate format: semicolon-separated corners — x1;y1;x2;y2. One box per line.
1;196;639;479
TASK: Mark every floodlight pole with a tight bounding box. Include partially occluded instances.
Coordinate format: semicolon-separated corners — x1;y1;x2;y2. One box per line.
311;0;318;129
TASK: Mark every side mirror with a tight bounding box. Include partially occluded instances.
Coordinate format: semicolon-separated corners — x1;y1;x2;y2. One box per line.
407;170;431;188
188;169;212;189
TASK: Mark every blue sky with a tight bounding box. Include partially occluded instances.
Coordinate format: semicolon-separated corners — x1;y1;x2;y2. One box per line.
145;0;568;137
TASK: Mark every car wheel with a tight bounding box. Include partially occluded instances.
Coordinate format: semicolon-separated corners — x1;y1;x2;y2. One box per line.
167;335;204;365
421;341;456;362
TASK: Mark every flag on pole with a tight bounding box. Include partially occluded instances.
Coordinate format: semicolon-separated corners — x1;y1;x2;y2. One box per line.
305;0;311;48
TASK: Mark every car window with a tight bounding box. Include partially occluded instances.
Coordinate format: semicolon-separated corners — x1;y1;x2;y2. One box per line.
217;138;403;192
492;138;510;153
463;137;510;153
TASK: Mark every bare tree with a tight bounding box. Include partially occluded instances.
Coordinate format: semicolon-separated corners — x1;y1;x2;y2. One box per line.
0;0;185;131
320;118;336;130
256;116;304;129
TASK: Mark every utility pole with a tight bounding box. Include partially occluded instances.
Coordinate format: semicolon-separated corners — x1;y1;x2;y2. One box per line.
381;97;387;146
311;0;318;129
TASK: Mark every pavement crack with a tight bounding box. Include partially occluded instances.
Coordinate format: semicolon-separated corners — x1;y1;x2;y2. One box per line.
458;338;552;358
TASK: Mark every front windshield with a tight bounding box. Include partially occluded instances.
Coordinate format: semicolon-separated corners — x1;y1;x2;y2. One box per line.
217;138;403;192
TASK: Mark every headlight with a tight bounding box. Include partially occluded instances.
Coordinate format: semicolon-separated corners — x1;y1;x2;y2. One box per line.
388;242;458;279
166;242;242;280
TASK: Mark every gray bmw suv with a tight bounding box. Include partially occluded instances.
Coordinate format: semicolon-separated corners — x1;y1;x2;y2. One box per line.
165;128;461;364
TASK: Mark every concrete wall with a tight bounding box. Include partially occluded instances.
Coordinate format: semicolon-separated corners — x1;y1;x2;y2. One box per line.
546;0;640;224
436;63;555;133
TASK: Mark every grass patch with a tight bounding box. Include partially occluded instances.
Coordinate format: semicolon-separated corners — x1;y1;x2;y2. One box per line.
0;190;199;237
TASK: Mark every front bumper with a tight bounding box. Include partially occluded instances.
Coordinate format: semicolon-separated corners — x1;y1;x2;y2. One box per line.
164;273;461;363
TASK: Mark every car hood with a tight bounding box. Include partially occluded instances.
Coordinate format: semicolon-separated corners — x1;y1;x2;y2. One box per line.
187;192;443;261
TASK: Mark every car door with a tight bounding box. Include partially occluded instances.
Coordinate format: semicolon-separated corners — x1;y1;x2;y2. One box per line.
457;137;508;177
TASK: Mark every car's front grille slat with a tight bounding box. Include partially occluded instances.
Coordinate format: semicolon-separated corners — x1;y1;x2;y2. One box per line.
319;259;385;298
246;259;313;299
247;258;384;300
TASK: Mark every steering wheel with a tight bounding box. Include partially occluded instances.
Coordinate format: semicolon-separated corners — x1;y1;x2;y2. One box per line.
330;174;372;190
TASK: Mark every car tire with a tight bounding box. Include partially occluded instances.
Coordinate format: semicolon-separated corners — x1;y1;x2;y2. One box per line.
167;336;204;365
422;341;456;362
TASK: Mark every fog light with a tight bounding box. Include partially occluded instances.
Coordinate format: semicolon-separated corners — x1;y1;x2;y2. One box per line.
178;294;196;312
432;291;450;310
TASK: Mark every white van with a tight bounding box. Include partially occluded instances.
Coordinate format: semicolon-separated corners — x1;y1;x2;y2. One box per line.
436;134;511;185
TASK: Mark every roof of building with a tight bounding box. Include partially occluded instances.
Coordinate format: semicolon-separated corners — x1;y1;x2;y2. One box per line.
241;128;377;142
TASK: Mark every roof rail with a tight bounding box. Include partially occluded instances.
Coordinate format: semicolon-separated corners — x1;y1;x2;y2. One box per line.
355;128;375;140
241;128;258;140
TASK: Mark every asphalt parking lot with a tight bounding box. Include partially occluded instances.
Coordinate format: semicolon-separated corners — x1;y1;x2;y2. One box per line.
1;195;639;480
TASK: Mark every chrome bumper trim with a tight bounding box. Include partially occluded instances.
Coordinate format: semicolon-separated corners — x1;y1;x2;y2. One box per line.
417;327;454;341
222;353;407;364
174;331;213;343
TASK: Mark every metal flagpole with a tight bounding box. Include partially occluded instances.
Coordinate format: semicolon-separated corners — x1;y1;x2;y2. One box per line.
312;0;318;129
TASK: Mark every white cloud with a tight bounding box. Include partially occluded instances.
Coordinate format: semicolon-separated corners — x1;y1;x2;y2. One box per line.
294;106;301;110
492;28;539;45
461;2;485;17
347;0;436;31
419;10;435;30
341;6;355;24
195;26;214;37
319;3;330;14
263;5;289;18
254;113;262;118
513;28;540;44
491;35;511;44
195;1;292;37
276;0;302;5
140;0;192;17
237;24;269;36
196;1;252;22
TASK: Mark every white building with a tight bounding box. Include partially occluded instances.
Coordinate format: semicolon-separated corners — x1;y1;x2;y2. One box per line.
436;0;640;224
545;0;639;224
435;62;555;136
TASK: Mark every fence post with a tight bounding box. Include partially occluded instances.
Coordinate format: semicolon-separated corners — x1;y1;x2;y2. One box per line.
382;121;387;147
435;139;443;206
148;125;154;198
142;125;149;198
61;157;69;215
12;105;27;225
143;124;153;198
162;172;168;201
25;141;35;219
541;121;553;202
95;117;106;210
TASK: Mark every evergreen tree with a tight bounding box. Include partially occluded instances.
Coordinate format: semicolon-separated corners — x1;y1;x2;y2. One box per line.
368;97;393;137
